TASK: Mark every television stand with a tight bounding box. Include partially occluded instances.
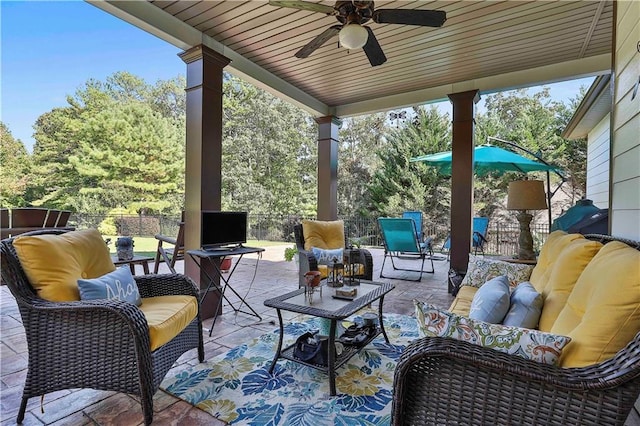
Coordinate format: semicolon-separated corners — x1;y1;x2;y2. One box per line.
203;244;241;252
187;245;266;336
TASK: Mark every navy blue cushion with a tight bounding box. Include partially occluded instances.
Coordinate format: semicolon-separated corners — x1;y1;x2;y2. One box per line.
77;266;142;306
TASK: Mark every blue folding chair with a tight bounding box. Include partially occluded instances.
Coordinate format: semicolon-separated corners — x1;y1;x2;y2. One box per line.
442;217;490;257
378;218;435;282
402;211;434;254
402;211;423;240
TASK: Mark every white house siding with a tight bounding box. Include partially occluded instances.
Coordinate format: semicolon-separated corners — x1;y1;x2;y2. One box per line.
586;114;611;208
611;0;640;240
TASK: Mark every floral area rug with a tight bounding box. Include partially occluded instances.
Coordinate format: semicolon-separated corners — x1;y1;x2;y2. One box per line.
161;313;419;425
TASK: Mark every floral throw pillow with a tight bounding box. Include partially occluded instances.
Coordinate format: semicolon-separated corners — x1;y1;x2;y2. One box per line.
414;300;571;365
461;255;534;289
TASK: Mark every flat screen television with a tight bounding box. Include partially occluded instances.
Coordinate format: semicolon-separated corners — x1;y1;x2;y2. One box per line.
201;211;247;250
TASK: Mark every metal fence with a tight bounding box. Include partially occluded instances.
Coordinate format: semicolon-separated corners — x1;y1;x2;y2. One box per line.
69;212;548;256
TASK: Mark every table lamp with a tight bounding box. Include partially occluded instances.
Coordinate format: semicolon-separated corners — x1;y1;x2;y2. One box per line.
507;180;548;260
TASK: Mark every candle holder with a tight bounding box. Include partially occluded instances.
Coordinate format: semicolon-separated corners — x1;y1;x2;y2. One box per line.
343;247;361;286
327;256;344;288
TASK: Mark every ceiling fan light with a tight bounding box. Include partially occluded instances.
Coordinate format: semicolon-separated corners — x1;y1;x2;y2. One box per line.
339;24;368;50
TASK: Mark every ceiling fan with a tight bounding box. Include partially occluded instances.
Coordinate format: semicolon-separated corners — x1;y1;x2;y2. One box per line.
268;1;446;67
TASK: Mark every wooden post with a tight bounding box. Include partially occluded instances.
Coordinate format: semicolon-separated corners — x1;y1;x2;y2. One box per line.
315;116;341;221
179;45;231;319
448;90;480;275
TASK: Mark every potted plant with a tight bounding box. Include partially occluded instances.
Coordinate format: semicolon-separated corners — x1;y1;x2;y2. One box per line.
220;257;232;272
284;244;297;262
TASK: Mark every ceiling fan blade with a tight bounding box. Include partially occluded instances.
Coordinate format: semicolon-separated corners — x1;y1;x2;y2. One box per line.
362;26;387;67
373;9;446;27
295;25;342;58
269;0;336;15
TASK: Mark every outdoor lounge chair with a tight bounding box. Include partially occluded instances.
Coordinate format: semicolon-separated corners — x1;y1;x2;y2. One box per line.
0;229;204;425
10;207;49;228
153;213;185;273
55;210;72;227
442;216;489;257
44;209;61;227
378;217;435;282
402;211;424;241
402;210;436;256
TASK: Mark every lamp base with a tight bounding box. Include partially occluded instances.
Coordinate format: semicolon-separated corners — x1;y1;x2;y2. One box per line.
516;211;536;260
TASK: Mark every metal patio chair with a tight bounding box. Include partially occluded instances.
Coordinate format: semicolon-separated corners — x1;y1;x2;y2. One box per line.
378;217;435;282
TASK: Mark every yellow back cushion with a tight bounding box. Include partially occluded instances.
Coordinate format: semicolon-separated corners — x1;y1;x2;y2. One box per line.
551;241;640;367
302;220;345;251
537;238;602;331
13;229;115;302
530;231;585;293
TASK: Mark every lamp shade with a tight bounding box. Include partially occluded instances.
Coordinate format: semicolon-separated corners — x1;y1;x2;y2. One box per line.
339;24;368;50
507;180;548;211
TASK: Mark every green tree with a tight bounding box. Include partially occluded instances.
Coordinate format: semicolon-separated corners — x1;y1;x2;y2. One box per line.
552;88;588;206
476;87;587;220
221;75;317;217
69;101;184;212
367;105;451;228
0;123;31;206
29;107;85;208
29;73;186;213
338;113;388;217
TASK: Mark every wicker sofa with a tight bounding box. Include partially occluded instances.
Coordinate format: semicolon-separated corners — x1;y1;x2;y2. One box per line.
392;232;640;425
1;229;204;425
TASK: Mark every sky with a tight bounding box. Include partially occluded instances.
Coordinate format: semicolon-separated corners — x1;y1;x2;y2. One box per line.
2;1;595;153
2;1;184;152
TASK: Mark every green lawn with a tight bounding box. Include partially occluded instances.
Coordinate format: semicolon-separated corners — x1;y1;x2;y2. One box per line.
106;236;288;259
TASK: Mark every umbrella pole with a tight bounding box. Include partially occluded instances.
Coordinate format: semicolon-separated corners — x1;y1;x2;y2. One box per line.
546;170;552;227
488;136;566;231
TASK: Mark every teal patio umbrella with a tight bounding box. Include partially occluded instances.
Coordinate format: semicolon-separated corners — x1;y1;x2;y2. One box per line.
411;143;563;226
410;144;559;176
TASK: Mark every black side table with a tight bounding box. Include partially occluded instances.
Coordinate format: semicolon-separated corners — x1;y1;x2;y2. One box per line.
188;246;265;335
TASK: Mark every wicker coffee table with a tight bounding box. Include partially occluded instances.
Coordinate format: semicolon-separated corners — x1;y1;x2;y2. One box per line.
264;280;395;395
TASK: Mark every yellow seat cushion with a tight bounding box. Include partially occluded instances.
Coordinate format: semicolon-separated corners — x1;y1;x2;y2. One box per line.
551;241;640;367
537;238;602;331
139;295;198;351
13;229;115;302
318;264;329;279
530;231;585;294
448;286;478;316
302;220;345;251
317;264;365;280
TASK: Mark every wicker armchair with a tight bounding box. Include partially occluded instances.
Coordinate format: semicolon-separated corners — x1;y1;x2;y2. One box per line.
1;230;204;425
391;234;640;426
294;222;373;288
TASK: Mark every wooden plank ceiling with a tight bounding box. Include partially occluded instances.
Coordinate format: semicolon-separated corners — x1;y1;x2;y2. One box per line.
104;0;612;116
